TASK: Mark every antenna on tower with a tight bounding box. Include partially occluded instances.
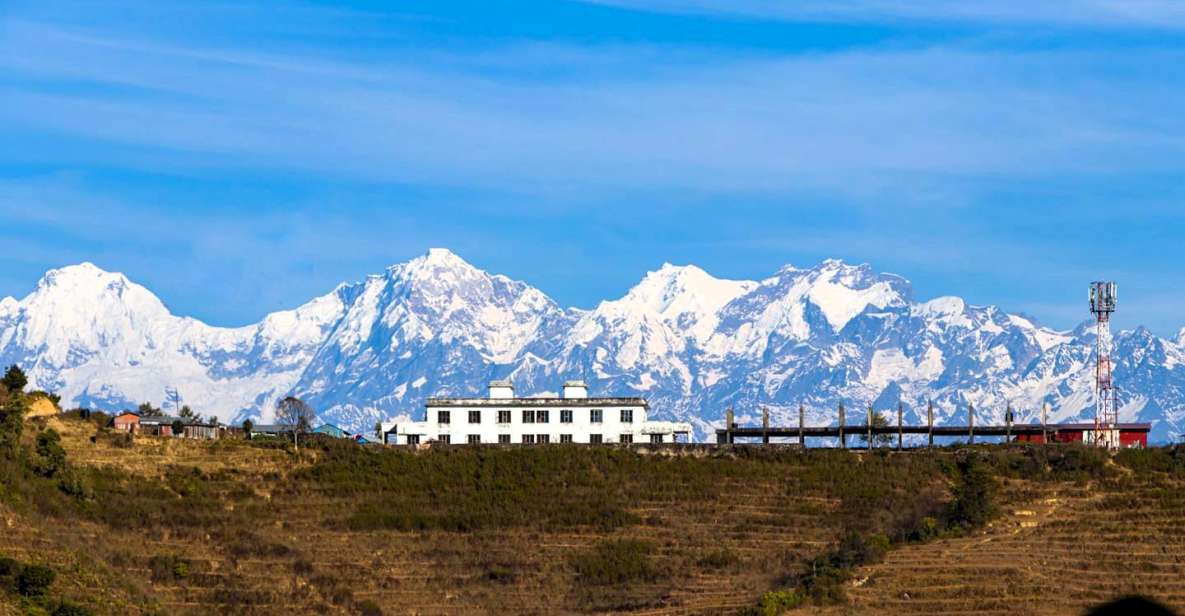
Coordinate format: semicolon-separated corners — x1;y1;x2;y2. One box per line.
1089;281;1119;449
165;387;182;415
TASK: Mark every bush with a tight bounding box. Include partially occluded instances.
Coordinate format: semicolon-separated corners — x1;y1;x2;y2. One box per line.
51;600;94;616
754;589;803;615
697;548;739;570
32;429;68;478
356;599;384;616
945;454;998;530
17;563;56;597
148;555;189;582
570;539;662;586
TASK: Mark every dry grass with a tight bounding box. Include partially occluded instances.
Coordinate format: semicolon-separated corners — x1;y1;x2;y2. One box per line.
3;414;1183;616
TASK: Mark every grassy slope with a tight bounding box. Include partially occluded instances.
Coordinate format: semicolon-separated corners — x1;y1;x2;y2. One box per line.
2;413;1183;615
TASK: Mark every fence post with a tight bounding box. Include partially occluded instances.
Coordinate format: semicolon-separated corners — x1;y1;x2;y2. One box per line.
1042;402;1048;444
798;404;805;448
897;401;903;451
839;403;846;449
867;405;874;451
927;400;934;448
968;403;975;444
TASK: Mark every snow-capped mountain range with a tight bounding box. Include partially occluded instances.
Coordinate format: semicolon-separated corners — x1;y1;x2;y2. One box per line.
2;249;1183;442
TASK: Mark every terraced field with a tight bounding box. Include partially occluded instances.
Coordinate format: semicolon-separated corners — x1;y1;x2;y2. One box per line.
844;476;1185;616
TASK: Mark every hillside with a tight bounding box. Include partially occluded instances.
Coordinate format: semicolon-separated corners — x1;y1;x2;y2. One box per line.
3;252;1184;442
2;400;1185;615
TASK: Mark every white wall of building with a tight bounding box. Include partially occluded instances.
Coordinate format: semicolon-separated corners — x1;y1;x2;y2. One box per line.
386;381;692;445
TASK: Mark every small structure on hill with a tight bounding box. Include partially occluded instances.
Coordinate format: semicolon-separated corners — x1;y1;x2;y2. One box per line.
386;380;692;446
112;411;140;433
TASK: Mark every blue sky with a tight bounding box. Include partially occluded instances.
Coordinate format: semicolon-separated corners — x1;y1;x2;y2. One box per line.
2;1;1184;334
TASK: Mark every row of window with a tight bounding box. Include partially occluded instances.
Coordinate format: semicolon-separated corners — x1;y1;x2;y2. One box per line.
436;409;634;425
416;433;665;445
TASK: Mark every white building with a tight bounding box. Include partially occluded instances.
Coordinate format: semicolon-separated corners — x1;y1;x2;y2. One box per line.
385;380;692;445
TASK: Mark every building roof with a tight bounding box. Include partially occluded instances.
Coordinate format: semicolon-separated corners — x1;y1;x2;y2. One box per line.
426;397;648;408
1043;422;1152;432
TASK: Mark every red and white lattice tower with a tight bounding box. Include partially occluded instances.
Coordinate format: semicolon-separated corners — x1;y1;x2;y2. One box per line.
1089;281;1119;449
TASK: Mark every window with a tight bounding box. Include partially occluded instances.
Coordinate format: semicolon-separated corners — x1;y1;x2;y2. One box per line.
522;410;536;424
468;410;481;424
468;434;481;444
649;433;663;444
620;434;633;444
537;410;550;424
438;410;451;424
407;435;420;446
497;410;511;424
560;434;573;443
522;434;536;444
498;434;511;444
590;409;603;424
560;409;573;424
620;409;634;423
537;434;550;444
438;434;451;444
589;434;603;444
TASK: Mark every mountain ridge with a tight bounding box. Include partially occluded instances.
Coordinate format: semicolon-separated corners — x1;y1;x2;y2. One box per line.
2;250;1182;442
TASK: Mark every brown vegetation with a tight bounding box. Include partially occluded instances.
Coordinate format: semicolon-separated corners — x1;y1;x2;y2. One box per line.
1;392;1183;615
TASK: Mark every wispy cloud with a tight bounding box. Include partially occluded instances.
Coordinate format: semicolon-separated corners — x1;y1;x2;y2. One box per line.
582;0;1185;29
2;17;1184;198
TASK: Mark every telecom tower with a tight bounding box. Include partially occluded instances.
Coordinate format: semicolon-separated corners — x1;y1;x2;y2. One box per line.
1089;281;1119;449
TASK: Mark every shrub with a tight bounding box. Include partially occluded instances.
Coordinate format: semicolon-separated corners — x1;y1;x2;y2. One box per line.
570;539;662;586
17;563;56;596
697;548;739;570
32;429;68;478
945;454;998;530
754;589;803;615
356;599;384;616
148;555;189;582
50;600;94;616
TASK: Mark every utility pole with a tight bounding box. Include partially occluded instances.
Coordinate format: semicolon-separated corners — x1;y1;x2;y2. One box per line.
1005;404;1013;443
762;406;769;444
725;408;734;444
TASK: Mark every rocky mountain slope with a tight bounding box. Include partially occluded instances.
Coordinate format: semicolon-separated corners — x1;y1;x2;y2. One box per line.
1;250;1182;441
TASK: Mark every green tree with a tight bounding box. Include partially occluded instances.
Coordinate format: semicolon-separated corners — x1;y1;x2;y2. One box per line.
137;402;163;417
1;365;27;393
946;454;998;530
171;419;185;437
32;429;67;478
16;563;55;597
858;409;894;447
242;419;254;438
179;405;197;420
0;395;26;459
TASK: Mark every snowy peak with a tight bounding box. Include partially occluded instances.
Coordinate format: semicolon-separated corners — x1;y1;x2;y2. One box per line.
622;263;756;340
3;251;1185;443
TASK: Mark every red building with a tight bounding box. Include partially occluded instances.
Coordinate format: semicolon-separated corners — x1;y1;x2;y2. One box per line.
112;411;140;433
1015;423;1149;448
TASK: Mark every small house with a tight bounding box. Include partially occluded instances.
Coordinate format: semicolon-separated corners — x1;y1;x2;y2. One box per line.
313;424;348;438
112;411;141;433
138;415;183;437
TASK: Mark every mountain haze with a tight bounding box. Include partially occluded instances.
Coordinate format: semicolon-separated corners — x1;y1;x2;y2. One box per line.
2;251;1182;442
